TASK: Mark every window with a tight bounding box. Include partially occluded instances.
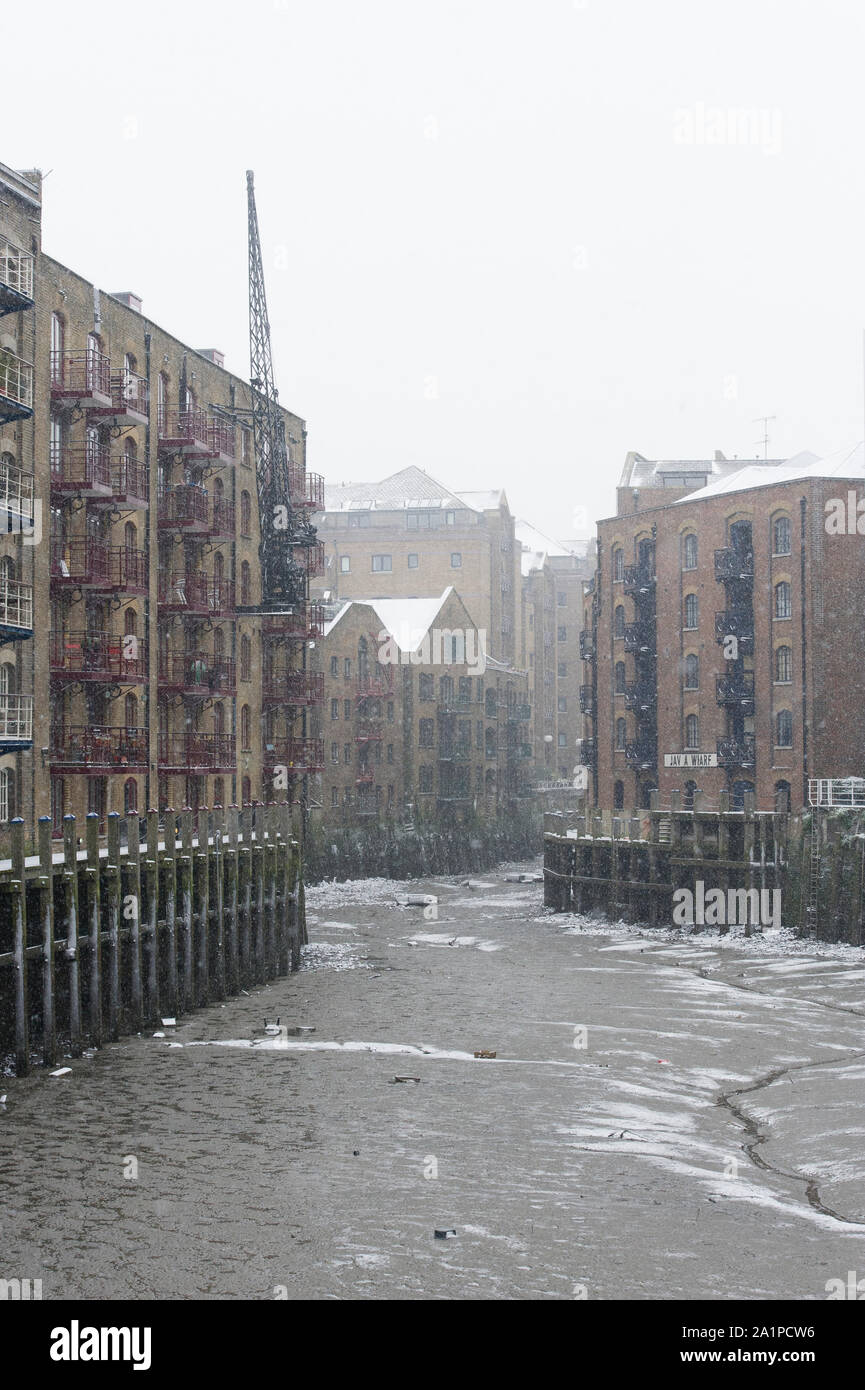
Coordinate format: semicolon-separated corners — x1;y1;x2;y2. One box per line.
419;719;434;747
330;656;339;677
684;594;698;629
0;767;14;823
773;516;791;555
331;787;339;807
557;625;567;642
331;699;339;720
613;780;624;810
614;660;626;693
775;645;791;683
240;491;251;536
445;511;455;526
348;511;370;528
344;658;351;678
371;554;392;572
776;709;793;747
419;765;433;793
774;581;791;619
684;653;699;689
387;744;394;763
557;592;567;607
419;673;434;701
241;429;252;467
558;696;567;712
613;549;623;582
615;718;626;750
241;561;251;606
331;742;339;764
774;780;791;811
344;743;352;763
450;553;462;568
240;635;251;681
558;732;567;747
685;714;700;749
682;534;698;570
558;662;567;678
344;698;351;719
407;553;419;569
125;693;137;728
614;607;624;639
241;705;251;749
213;778;224;809
387;701;394;722
340;556;350;573
242;776;252;807
124;778;138;815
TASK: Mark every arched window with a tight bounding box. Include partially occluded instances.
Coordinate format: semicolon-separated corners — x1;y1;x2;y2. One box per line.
684;594;698;629
614;660;626;693
773;516;791;555
612;548;623;582
614;605;625;638
684;653;699;689
240;634;251;681
240;491;251;536
775;645;791;682
615;717;626;749
776;709;793;747
214;627;225;657
613;780;624;810
241;704;251;749
50;312;65;383
682;534;698;569
0;554;16;586
685;714;699;749
157;372;168;431
485;728;496;758
125;693;137;728
124;778;138;815
0;660;16;694
358;636;369;681
774;779;791;812
241;561;251;606
213;702;225;736
775;581;791;619
0;767;15;822
124;607;137;636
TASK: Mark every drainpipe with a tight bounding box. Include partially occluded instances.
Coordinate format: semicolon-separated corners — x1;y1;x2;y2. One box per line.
800;497;808;806
144;331;152;814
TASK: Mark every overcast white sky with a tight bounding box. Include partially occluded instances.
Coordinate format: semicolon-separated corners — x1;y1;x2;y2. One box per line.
7;0;865;538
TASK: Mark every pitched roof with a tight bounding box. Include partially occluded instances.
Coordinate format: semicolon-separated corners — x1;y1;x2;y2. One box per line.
323;465;468;512
672;446;855;503
323;589;457;652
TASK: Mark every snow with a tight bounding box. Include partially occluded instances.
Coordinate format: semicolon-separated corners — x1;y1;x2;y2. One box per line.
673;442;863;503
323;590;454;648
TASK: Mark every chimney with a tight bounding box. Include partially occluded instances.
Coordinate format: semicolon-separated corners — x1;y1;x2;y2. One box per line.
110;291;143;313
198;348;225;369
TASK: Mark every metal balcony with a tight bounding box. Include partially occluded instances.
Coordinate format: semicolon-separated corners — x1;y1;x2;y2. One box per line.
0;580;33;642
714;547;754;583
0;238;35;315
715;609;754;652
158;652;236;696
50;442;113;497
51;630;148;684
261;603;326;640
438;743;472;761
51;724;148;772
105;456;149;509
157;483;210;532
356;674;391;700
579;630;595;661
625;738;657;770
208;578;235;617
209;497;235;539
158;408;211;454
90;370;150;426
623;621;655;654
623;681;656;711
578;738;597;766
262;669;324;705
623;563;656;597
51;540;148;595
355;767;375;785
158;733;236;773
716;672;755;712
262;736;325;774
507;703;531;722
297;540;325;577
717;734;756;768
157;570;210;614
0;458;35;525
0;348;34;421
438;695;474;716
207;417;236;462
50;349;112;407
579;684;595;715
0;694;33;752
288;463;324;509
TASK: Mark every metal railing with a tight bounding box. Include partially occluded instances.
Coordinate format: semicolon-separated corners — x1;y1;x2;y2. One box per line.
263;737;325;773
157;483;210;529
157;733;236;772
262;669;324;704
50;442;112;493
50;540;147;591
50;349;111;398
158;408;210;452
109;369;149;418
714;547;754;582
717;734;756;768
110;456;149;504
50;630;148;682
158;652;236;693
210;498;236;537
51;724;148;770
207;417;236;459
157;570;210;613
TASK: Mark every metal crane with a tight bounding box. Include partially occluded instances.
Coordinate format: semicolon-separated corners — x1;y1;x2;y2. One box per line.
246;169;316;609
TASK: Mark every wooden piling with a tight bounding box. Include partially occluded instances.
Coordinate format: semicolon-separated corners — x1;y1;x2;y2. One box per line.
105;813;121;1040
84;812;103;1048
38;817;57;1068
11;818;29;1076
62;815;82;1058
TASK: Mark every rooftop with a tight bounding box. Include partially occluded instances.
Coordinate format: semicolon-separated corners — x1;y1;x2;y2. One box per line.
672;444;859;503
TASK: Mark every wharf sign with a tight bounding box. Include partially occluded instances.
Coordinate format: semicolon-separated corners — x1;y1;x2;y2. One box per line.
664;753;718;768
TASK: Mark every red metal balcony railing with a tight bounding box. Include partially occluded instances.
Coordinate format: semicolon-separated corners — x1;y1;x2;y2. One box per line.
209;497;235;539
51;724;149;772
288;462;325;509
91;370;150;423
356;673;390;701
158;732;236;772
157;483;210;531
50;349;112;403
296;540;325;577
262;737;324;774
355;766;375;785
108;456;149;508
158;651;236;695
158;408;211;453
51;629;148;683
261;603;326;640
262;669;324;705
50;540;148;593
208;578;235;617
157;570;210;614
207;417;235;460
50;442;112;496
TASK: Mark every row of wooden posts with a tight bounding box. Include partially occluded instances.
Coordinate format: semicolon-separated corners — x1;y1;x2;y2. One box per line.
0;804;305;1076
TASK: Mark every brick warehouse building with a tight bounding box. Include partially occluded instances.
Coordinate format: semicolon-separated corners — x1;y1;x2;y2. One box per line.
580;447;865;812
311;588;532;824
0;161;323;846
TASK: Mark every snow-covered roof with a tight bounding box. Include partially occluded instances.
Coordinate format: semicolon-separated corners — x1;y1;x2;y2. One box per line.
516;519;574;575
621;450;788;492
323;465;471;513
455;488;508;511
672;445;857;504
323;589;456;652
